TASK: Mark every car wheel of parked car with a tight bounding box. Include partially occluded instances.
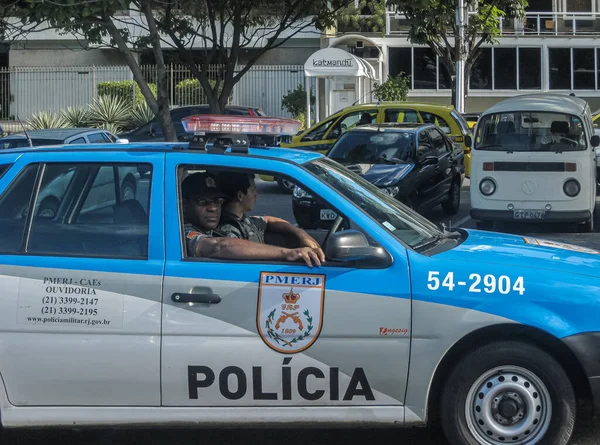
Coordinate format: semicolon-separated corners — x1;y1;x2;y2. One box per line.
440;341;575;445
277;177;296;194
37;197;60;219
579;210;595;233
442;178;461;215
121;176;137;201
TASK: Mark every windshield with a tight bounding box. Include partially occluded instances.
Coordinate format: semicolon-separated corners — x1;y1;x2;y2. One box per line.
328;131;415;164
304;158;443;248
474;111;588;151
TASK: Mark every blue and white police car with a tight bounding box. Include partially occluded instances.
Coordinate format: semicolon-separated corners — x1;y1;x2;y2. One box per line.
0;114;597;445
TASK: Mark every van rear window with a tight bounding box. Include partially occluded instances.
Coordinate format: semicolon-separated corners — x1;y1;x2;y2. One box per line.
474;111;587;152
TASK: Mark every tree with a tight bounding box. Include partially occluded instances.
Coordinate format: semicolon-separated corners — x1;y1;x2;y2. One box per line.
387;0;528;107
373;73;410;102
335;0;386;34
154;0;346;113
14;0;177;140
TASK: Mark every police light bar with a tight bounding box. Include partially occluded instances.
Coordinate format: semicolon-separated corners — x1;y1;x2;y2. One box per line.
182;115;302;136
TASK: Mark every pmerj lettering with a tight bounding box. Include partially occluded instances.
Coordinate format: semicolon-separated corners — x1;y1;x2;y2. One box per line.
45;286;97;295
188;358;374;402
263;275;322;286
43;278;101;287
312;58;353;68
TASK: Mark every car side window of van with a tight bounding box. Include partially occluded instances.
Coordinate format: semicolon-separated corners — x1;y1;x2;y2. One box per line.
69;137;86;144
300;119;336;142
87;133;107;143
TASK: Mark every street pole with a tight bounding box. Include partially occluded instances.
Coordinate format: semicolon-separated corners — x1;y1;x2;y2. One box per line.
455;0;466;113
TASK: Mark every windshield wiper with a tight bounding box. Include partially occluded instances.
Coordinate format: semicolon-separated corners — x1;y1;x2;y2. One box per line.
412;233;445;252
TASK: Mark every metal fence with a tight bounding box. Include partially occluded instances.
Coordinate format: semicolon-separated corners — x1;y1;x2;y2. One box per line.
0;64;307;123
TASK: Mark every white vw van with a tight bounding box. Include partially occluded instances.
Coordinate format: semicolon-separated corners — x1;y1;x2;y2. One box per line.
470;93;599;232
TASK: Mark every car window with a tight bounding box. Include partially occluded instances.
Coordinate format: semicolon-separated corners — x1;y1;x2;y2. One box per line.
69;137;86;144
384;109;420;123
429;128;447;156
420;112;452;134
329;111;376;140
178;166;382;263
0;164;39;253
102;133;115;142
417;130;434;158
300;118;337;142
328;131;415;163
0;162;153;258
87;133;107;143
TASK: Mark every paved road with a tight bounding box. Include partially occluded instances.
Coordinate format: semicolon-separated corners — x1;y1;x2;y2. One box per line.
4;178;599;445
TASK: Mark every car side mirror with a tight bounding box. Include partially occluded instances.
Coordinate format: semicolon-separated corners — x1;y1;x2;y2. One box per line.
464;135;472;147
591;135;600;147
420;156;438;167
116;138;129;144
325;230;392;268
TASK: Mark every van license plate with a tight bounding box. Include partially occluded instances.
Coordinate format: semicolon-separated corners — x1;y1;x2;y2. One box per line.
513;210;545;220
320;209;337;220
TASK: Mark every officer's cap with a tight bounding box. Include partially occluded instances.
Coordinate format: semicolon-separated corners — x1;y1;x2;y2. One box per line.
182;172;227;200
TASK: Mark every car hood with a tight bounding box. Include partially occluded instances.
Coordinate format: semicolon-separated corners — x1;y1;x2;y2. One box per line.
438;229;600;278
338;162;414;187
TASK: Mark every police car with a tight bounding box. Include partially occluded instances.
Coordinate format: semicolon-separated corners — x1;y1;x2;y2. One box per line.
0;114;597;445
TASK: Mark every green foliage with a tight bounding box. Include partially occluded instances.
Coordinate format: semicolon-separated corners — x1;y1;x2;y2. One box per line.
373;73;410;102
175;78;225;106
335;0;386;34
97;81;157;105
27;111;69;130
281;84;315;118
87;95;132;134
130;101;156;128
61;106;89;128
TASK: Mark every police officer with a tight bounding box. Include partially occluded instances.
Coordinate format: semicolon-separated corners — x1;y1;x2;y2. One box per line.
182;172;324;267
217;172;323;255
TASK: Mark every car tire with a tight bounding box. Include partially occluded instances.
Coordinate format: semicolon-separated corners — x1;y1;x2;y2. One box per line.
440;341;576;445
442;178;461;215
579;209;595;233
37;197;60;218
121;176;137;201
277;177;296;194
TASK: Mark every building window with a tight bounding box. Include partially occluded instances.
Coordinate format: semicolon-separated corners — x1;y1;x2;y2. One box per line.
573;48;595;90
438;60;453;89
470;48;492;89
388;48;412;80
549;48;572;89
565;0;592;12
518;48;542;89
494;48;517;89
413;48;437;89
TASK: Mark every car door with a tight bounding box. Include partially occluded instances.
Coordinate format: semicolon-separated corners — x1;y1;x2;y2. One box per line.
429;128;453;198
161;153;411;415
0;151;164;406
414;129;441;204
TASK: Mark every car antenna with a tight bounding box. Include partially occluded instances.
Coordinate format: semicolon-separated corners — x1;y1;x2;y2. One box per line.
352;88;375;106
17;118;33;147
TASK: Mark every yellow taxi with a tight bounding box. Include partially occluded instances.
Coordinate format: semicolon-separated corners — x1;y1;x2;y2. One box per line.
462;113;480;130
263;102;473;192
593;110;600;130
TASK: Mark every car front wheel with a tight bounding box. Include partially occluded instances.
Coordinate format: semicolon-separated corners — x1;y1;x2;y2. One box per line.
441;341;575;445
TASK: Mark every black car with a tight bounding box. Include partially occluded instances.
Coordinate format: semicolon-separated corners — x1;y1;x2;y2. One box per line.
292;123;466;229
119;105;266;142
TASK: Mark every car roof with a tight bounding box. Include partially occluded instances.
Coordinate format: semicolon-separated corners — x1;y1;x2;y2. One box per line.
2;128;106;140
482;93;589;116
0;142;323;164
332;101;456;116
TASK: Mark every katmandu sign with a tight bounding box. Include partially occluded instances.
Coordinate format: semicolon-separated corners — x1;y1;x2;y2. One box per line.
312;58;355;68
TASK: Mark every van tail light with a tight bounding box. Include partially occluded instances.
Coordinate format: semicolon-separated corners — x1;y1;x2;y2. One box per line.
483;162;494;171
565;162;577;172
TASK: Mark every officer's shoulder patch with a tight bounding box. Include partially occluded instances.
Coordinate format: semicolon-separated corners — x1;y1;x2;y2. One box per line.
187;231;203;239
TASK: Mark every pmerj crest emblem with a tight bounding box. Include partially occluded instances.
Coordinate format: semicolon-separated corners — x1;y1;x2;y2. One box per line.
257;272;325;354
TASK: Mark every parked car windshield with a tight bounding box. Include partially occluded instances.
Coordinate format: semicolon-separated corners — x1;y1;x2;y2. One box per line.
328;131;415;164
474;111;588;151
304;157;443;248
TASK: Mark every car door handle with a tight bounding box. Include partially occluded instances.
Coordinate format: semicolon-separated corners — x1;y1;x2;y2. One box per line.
171;293;222;304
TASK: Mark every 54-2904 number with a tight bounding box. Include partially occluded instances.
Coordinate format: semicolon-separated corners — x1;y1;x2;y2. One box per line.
427;271;525;295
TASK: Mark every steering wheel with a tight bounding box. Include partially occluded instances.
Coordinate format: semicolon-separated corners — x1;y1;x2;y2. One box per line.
559;137;578;148
322;215;344;248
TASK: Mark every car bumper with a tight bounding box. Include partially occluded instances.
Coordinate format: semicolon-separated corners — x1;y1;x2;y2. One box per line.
563;332;600;415
470;208;592;223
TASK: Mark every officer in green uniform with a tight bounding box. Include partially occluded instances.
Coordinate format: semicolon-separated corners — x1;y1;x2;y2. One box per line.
181;171;324;267
217;172;324;256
